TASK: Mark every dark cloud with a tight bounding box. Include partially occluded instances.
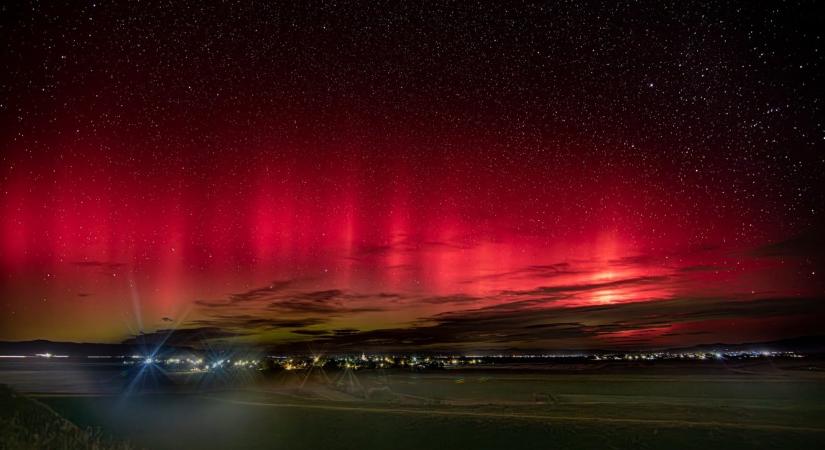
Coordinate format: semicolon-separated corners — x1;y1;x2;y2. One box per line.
291;329;329;336
121;327;245;347
196;283;389;315
227;279;295;303
299;289;343;301
193;237;824;351
189;314;325;331
504;276;669;296
608;254;665;267
333;329;359;336
660;330;710;337
272;296;825;351
193;279;300;309
268;289;385;315
416;294;481;305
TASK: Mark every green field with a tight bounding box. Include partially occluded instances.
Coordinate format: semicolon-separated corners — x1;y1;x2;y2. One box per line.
30;367;825;450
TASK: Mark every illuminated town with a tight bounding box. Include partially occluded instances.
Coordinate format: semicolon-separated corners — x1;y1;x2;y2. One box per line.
0;350;806;373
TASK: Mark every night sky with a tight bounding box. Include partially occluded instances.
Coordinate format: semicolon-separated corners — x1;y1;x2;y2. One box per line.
2;1;824;351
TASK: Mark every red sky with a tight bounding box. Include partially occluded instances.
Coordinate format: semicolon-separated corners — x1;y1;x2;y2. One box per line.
1;1;823;350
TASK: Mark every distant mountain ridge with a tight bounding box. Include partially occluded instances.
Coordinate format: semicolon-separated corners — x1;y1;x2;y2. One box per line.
0;339;192;357
663;335;825;354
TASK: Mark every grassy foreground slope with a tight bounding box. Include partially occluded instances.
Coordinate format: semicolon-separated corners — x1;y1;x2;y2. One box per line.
0;385;135;450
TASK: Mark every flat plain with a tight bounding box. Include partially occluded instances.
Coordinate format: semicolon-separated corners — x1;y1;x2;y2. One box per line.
12;359;823;450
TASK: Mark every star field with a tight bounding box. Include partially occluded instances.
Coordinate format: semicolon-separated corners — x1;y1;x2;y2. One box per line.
1;1;823;349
